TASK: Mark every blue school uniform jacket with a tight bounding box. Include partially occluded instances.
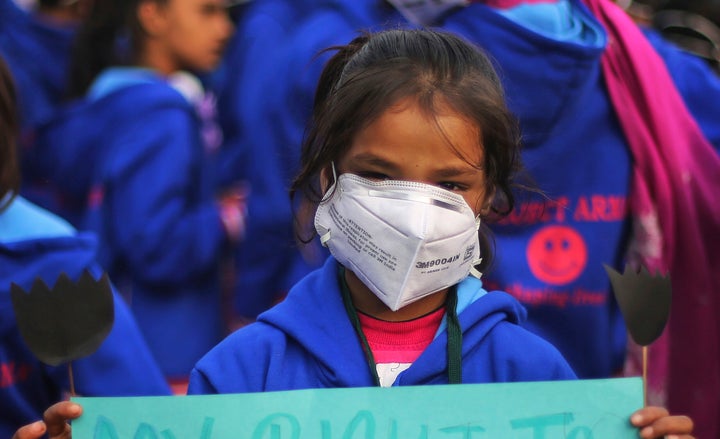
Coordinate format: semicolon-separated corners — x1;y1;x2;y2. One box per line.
188;257;576;394
27;68;231;379
231;0;720;381
0;196;170;438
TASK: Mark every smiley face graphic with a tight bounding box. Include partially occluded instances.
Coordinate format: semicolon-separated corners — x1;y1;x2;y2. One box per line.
526;225;588;285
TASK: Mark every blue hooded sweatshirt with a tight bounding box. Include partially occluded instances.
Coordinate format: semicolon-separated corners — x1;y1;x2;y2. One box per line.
0;196;170;438
226;0;720;382
25;68;231;379
189;256;576;394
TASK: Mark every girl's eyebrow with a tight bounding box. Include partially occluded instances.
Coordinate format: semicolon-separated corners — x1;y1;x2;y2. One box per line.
347;152;400;171
433;166;482;178
349;152;481;178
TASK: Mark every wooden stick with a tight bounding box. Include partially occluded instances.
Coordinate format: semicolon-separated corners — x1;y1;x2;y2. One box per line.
642;345;648;407
68;361;76;396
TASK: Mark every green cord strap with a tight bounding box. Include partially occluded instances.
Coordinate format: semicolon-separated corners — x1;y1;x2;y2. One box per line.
338;266;381;386
338;265;463;386
446;286;462;384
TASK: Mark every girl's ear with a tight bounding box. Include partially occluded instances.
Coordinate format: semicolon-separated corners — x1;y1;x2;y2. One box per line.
479;187;496;217
137;0;167;37
319;165;333;194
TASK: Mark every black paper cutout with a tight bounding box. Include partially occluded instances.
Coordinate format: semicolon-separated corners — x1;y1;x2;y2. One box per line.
10;270;114;366
603;264;671;346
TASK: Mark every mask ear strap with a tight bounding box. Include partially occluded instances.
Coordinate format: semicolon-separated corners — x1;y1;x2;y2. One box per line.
321;161;339;202
469;258;483;279
319;229;332;247
469;215;483;278
318;162;339;246
331;161;338;183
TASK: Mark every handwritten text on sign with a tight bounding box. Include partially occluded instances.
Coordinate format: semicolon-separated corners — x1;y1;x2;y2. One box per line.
72;378;643;438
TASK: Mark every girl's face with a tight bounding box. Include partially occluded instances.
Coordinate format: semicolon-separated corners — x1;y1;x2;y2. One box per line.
147;0;233;73
336;97;489;215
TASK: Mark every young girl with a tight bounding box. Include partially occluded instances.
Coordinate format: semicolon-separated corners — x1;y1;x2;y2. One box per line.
13;29;694;439
21;0;244;385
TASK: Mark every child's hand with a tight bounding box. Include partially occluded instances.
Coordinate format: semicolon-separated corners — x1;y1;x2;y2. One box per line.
12;401;82;439
631;406;694;439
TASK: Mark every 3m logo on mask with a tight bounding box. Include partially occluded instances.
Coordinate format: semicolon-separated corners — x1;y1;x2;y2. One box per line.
416;254;460;269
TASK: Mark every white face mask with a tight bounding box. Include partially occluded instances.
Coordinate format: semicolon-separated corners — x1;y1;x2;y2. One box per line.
315;173;482;311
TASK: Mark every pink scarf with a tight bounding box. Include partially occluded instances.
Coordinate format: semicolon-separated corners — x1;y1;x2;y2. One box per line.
581;1;720;436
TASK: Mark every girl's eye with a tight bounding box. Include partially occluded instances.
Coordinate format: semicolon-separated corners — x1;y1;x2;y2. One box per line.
358;172;390;181
438;182;466;191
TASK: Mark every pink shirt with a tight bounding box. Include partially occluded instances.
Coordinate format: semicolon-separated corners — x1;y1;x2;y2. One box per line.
358;306;445;363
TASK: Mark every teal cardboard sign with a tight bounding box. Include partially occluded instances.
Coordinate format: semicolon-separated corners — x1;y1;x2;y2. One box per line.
72;378;642;438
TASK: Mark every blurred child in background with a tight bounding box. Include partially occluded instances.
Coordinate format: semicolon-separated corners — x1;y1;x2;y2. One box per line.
21;0;244;388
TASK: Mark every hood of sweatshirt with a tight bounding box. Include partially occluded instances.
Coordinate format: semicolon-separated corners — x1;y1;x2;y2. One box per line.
26;68;196;218
256;256;528;387
0;197;99;336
